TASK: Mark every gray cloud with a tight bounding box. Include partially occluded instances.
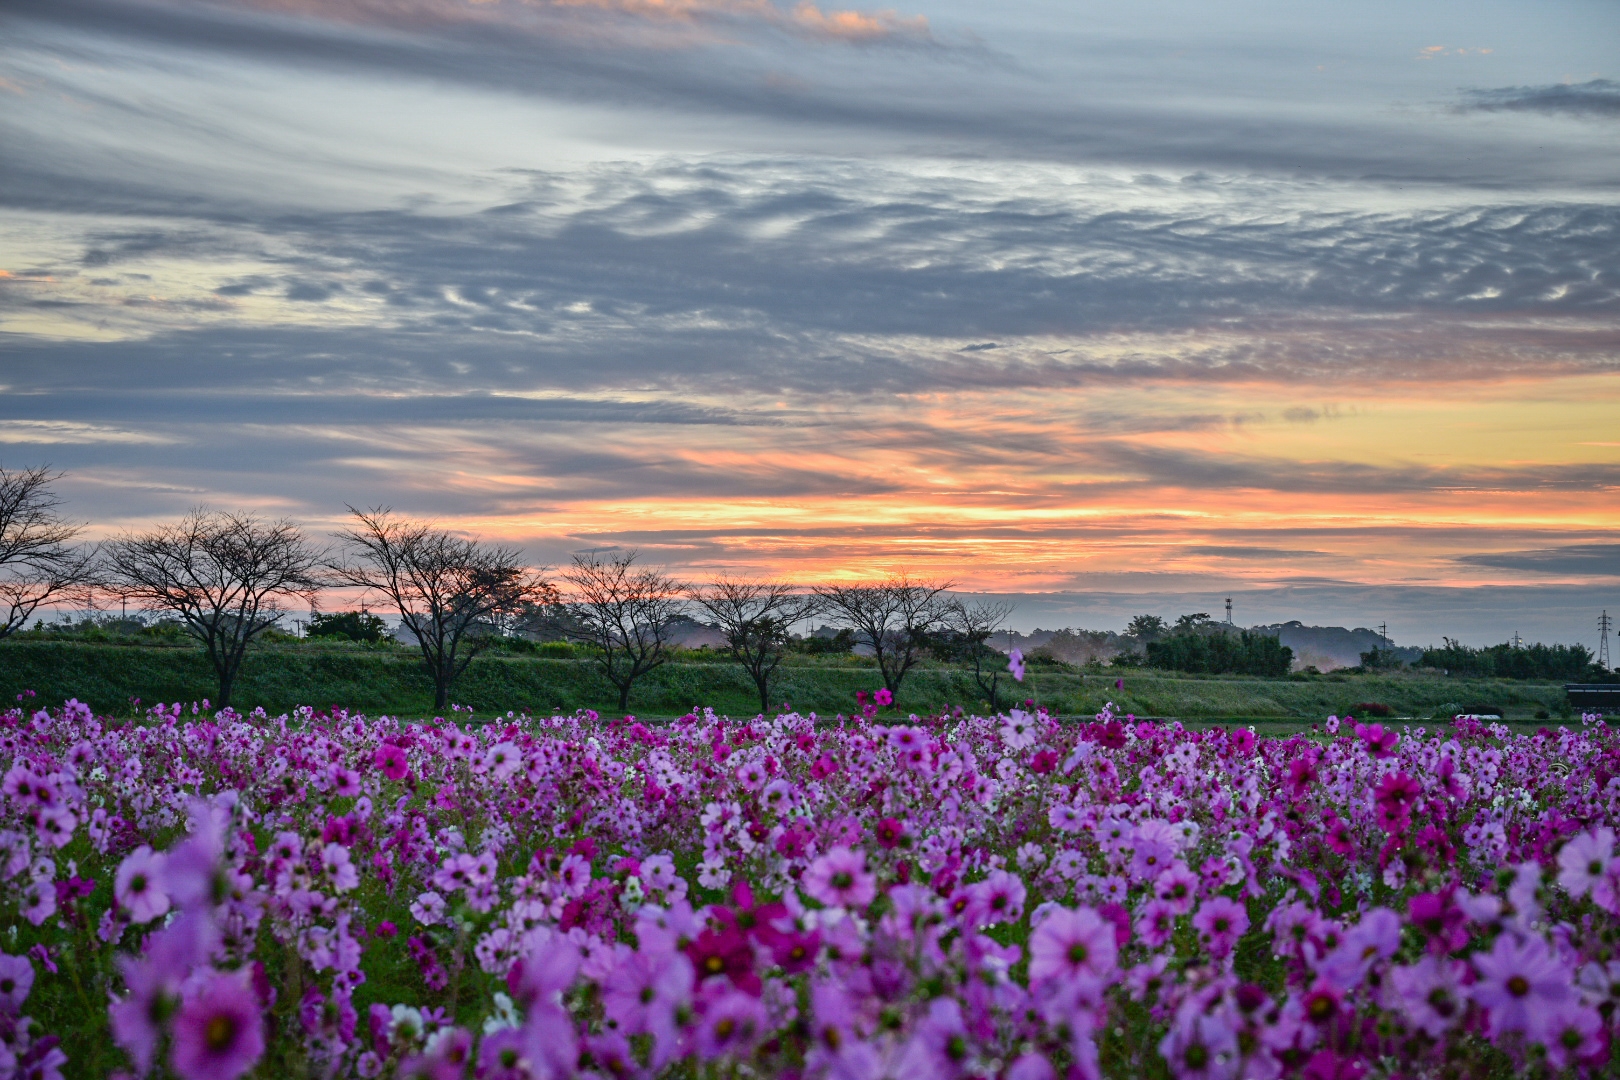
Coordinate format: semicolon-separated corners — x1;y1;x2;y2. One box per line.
1457;544;1620;576
1458;80;1620;119
7;0;1620;190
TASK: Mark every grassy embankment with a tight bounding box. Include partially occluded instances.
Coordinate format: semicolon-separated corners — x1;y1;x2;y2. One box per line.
0;639;1580;727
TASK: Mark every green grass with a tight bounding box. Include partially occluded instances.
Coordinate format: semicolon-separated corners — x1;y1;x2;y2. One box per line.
0;639;1581;722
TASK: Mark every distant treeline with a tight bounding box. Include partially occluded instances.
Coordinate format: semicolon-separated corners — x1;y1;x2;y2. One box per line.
1143;628;1294;677
1417;638;1607;681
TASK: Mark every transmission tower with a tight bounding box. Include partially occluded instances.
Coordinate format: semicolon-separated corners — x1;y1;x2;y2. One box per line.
1601;609;1613;671
1225;597;1233;625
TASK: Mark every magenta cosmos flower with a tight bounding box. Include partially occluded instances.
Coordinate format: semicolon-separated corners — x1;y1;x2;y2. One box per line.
372;743;409;781
802;847;877;910
170;971;266;1080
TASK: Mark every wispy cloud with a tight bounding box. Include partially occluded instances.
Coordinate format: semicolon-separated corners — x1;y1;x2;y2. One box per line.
1457;80;1620;119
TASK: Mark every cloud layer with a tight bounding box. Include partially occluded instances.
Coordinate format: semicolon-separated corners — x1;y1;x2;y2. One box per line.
1;0;1618;640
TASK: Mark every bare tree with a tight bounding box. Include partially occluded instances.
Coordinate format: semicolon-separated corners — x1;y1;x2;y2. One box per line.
689;576;819;717
814;573;954;697
563;550;684;713
329;508;555;710
940;598;1016;711
0;465;97;639
101;510;323;708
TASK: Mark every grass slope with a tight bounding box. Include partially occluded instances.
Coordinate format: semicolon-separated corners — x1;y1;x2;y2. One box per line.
0;640;1579;722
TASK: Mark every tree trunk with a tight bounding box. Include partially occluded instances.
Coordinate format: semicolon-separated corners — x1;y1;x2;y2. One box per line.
216;666;235;710
618;681;632;713
434;678;450;711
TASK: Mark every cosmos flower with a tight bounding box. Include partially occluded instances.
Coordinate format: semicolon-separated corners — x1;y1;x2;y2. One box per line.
802;847;877;910
1029;905;1119;985
1470;932;1573;1037
169;971;265;1080
115;846;171;924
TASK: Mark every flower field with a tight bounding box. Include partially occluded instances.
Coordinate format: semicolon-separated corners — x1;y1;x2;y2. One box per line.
3;698;1620;1079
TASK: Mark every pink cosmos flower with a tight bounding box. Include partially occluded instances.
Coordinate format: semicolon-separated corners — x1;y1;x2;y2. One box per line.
1557;828;1614;899
1470;932;1573;1037
873;688;893;708
169;971;265;1080
802;847;877;910
1008;649;1025;682
484;742;521;783
115;845;171;925
1029;905;1118;985
1192;896;1250;958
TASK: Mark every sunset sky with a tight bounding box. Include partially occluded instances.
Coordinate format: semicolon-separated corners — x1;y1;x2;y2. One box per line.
2;0;1618;644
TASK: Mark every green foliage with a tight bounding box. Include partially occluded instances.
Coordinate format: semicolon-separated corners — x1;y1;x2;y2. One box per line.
306;610;391;642
794;628;856;655
1145;629;1292;677
1359;646;1404;671
1418;638;1603;680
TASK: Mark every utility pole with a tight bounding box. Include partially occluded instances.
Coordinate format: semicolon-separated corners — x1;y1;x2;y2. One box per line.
1378;622;1388;647
1601;609;1612;671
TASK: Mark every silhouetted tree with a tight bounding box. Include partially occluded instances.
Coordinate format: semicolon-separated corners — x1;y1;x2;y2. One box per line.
814;573;954;697
0;465;97;640
563;550;685;713
329;508;555;710
102;510;323;707
940;598;1015;711
690;576;819;716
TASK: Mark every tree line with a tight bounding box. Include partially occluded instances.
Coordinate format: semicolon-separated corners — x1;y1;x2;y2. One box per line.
0;466;1028;713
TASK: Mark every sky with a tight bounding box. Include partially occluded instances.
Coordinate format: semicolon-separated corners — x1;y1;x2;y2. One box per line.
2;0;1618;646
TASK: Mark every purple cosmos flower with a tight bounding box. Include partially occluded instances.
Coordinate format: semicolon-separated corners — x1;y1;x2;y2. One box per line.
1471;932;1573;1037
0;952;34;1010
110;913;219;1073
1008;649;1025;682
1029;905;1118;985
802;847;877;910
1540;1003;1605;1070
169;971;265;1080
1192;896;1250;958
1386;957;1467;1037
603;947;692;1047
1157;1001;1238;1080
693;990;767;1060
